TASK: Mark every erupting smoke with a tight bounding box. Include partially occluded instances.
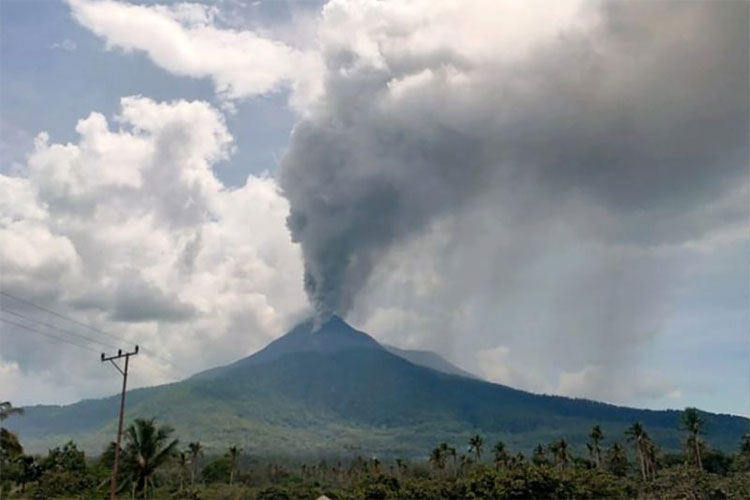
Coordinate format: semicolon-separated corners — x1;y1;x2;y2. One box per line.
278;0;748;321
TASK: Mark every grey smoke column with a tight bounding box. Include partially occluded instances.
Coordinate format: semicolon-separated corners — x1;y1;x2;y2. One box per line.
279;0;749;319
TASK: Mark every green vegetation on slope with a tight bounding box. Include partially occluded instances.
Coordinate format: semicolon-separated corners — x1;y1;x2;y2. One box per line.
8;346;749;456
7;316;749;456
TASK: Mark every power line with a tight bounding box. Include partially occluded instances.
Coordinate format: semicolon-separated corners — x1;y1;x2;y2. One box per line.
0;291;128;344
0;313;187;380
0;307;123;351
1;291;205;382
0;293;191;381
0;291;179;368
0;316;101;353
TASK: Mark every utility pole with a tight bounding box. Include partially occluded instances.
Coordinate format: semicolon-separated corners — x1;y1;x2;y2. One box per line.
101;346;138;500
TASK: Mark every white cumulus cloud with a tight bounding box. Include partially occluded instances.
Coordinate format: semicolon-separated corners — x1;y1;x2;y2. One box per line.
0;96;307;405
67;0;323;108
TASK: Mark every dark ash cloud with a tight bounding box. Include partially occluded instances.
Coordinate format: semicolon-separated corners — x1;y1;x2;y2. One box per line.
279;1;749;319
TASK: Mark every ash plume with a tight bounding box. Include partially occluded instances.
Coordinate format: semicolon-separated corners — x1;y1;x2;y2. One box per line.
278;0;749;320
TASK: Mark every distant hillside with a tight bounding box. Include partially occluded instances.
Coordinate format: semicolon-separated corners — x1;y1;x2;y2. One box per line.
8;316;748;457
383;344;478;379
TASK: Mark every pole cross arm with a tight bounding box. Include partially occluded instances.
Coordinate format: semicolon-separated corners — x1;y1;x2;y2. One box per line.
101;345;139;362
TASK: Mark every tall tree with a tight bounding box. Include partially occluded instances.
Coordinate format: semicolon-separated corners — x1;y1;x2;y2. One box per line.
626;422;649;481
446;444;457;476
531;444;549;466
188;441;203;486
226;445;241;485
681;407;704;470
588;424;604;468
734;433;750;472
120;418;179;498
604;442;628;477
0;402;24;424
549;439;570;470
741;434;750;456
469;434;484;461
644;438;658;481
178;452;188;491
492;441;510;470
429;445;446;473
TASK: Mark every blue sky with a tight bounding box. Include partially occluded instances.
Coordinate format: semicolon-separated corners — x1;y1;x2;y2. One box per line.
1;0;296;185
0;0;747;418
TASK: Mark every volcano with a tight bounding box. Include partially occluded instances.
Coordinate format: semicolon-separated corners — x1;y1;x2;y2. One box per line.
8;316;748;456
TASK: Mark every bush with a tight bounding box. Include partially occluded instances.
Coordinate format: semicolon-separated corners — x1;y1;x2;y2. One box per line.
202;456;232;484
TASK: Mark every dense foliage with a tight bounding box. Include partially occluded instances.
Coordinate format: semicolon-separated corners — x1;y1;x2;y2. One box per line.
2;408;749;499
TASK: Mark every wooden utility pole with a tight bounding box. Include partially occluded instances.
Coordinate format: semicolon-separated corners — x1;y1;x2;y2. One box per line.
101;346;138;500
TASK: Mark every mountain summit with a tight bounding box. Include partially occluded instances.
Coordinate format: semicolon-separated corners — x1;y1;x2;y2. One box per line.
9;317;749;456
194;315;381;380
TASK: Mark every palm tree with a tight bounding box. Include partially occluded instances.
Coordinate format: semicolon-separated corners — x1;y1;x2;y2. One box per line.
681;407;704;470
626;422;649;481
644;438;658;480
429;444;447;473
532;444;548;466
741;433;750;456
549;439;570;469
588;424;604;468
188;441;203;485
177;451;188;491
226;445;241;485
604;442;628;477
0;401;24;424
120;418;179;498
395;458;406;480
492;441;510;470
469;434;484;461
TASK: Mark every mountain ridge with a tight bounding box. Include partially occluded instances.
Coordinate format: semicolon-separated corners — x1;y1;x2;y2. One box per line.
7;317;749;456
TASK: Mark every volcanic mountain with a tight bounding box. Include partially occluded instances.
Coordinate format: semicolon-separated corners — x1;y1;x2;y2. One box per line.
8;316;748;456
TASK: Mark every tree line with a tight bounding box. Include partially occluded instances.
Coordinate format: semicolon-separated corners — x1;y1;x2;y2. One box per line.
1;401;749;499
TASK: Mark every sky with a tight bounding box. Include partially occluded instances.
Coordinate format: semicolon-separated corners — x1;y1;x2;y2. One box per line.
0;0;747;417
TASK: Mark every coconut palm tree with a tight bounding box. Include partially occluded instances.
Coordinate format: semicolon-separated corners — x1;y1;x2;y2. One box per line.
468;434;484;461
741;434;750;455
549;439;570;469
429;444;447;473
588;424;604;468
188;441;203;485
226;445;241;485
120;418;179;498
644;438;659;480
177;451;189;491
395;458;405;473
492;441;510;470
445;444;457;475
605;442;628;477
681;407;704;470
0;401;24;424
532;444;548;466
626;422;649;481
